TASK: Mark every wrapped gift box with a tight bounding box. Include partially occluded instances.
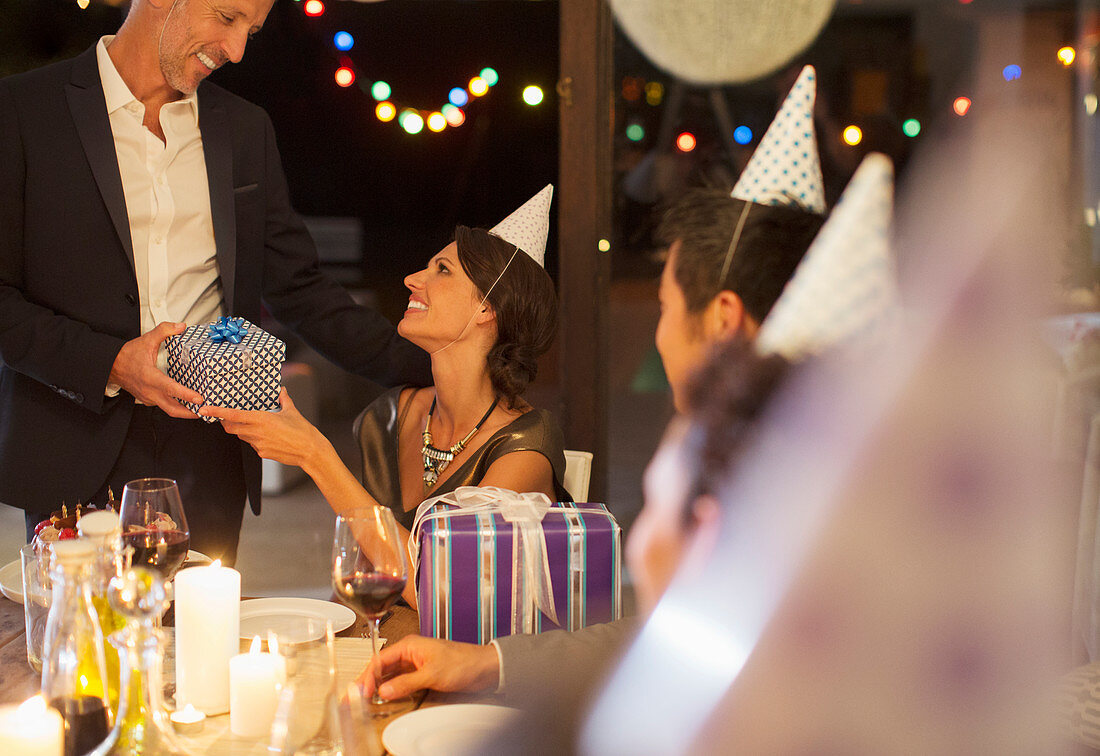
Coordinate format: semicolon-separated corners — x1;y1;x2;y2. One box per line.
414;492;622;644
166;317;285;423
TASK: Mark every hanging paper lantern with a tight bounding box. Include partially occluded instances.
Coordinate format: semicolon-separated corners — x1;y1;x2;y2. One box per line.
608;0;836;85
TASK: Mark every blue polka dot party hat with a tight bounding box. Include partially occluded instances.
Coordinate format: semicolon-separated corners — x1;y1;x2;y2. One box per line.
756;152;899;360
731;65;826;215
490;184;554;267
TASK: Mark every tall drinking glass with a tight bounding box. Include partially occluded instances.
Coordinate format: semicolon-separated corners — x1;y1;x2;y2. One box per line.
267;617;343;755
331;508;407;716
118;479;190;581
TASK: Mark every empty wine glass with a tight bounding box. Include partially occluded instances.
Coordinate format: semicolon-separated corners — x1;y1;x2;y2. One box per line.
331;507;407;716
118;479;191;582
266;617;344;755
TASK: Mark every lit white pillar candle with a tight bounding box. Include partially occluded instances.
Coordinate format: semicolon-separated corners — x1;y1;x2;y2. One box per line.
229;636;283;738
0;696;63;756
174;560;240;715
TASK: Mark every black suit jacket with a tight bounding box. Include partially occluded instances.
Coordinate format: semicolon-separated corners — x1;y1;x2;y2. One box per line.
0;45;430;516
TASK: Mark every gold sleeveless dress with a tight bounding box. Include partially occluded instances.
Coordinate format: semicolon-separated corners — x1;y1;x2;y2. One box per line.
353;386;572;532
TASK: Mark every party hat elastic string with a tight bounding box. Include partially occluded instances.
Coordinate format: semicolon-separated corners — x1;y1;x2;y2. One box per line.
430;245;520;356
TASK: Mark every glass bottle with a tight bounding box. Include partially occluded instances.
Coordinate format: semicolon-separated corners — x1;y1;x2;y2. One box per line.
89;566;190;756
41;538;112;756
79;510;127;715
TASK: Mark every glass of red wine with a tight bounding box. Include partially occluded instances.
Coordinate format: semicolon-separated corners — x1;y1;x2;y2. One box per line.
331;507;407;715
118;478;191;582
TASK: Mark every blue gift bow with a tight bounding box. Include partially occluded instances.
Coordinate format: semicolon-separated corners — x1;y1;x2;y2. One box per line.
207;316;249;344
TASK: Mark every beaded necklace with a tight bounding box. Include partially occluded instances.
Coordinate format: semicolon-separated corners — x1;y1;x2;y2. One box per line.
421;396;500;489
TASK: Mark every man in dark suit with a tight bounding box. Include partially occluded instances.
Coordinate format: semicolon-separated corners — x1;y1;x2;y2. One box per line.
0;0;430;562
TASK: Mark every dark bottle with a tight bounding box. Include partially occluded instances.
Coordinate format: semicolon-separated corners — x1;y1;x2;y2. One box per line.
41;538;112;756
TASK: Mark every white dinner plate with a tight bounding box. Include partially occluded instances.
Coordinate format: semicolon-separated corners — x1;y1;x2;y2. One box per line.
0;551;211;606
0;559;22;604
239;597;355;641
382;704;521;756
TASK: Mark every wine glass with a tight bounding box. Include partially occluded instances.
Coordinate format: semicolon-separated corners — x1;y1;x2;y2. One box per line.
118;478;191;581
331;507;407;716
267;617;343;755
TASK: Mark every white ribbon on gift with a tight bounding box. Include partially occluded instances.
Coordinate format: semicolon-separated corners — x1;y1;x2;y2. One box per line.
409;486;560;634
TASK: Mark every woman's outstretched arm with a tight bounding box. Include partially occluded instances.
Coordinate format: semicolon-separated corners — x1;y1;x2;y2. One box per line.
201;388;419;606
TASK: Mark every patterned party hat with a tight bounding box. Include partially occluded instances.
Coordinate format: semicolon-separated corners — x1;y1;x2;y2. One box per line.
490;184;553;267
755;152;898;360
731;65;826;214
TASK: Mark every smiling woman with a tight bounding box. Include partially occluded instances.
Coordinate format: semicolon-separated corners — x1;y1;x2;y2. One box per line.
399;225;557;408
203;186;572;605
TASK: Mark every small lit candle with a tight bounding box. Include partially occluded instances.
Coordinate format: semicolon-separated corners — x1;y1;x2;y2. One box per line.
0;696;63;756
229;636;283;738
175;560;241;715
169;703;205;736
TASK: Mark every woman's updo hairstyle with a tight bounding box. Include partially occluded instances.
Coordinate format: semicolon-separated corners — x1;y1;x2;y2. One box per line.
455;225;558;408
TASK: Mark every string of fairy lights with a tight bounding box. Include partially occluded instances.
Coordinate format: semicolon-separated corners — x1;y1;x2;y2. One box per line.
293;0;546;135
61;0;1088;150
623;44;1083;155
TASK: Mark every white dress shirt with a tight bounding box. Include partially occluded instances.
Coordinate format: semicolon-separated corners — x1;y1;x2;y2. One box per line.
96;36;225;387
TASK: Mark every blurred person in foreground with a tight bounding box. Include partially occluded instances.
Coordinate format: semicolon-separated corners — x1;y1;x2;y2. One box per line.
583;130;1064;754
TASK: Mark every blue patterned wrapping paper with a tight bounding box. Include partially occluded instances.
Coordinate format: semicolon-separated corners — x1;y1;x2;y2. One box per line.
416;502;623;644
165;318;286;423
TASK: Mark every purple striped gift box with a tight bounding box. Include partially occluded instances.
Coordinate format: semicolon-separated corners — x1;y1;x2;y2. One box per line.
415;501;622;644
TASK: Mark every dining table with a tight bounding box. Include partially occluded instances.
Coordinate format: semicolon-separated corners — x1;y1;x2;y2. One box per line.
0;593;494;755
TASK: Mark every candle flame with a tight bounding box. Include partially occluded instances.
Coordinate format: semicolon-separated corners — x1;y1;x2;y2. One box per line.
17;695;47;716
79;674;89;692
268;632;279;657
249;635;262;655
211;559;221;569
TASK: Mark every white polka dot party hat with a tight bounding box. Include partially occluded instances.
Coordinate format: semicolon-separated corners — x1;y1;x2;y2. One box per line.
756;152;898;360
731;65;826;215
489;184;553;267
